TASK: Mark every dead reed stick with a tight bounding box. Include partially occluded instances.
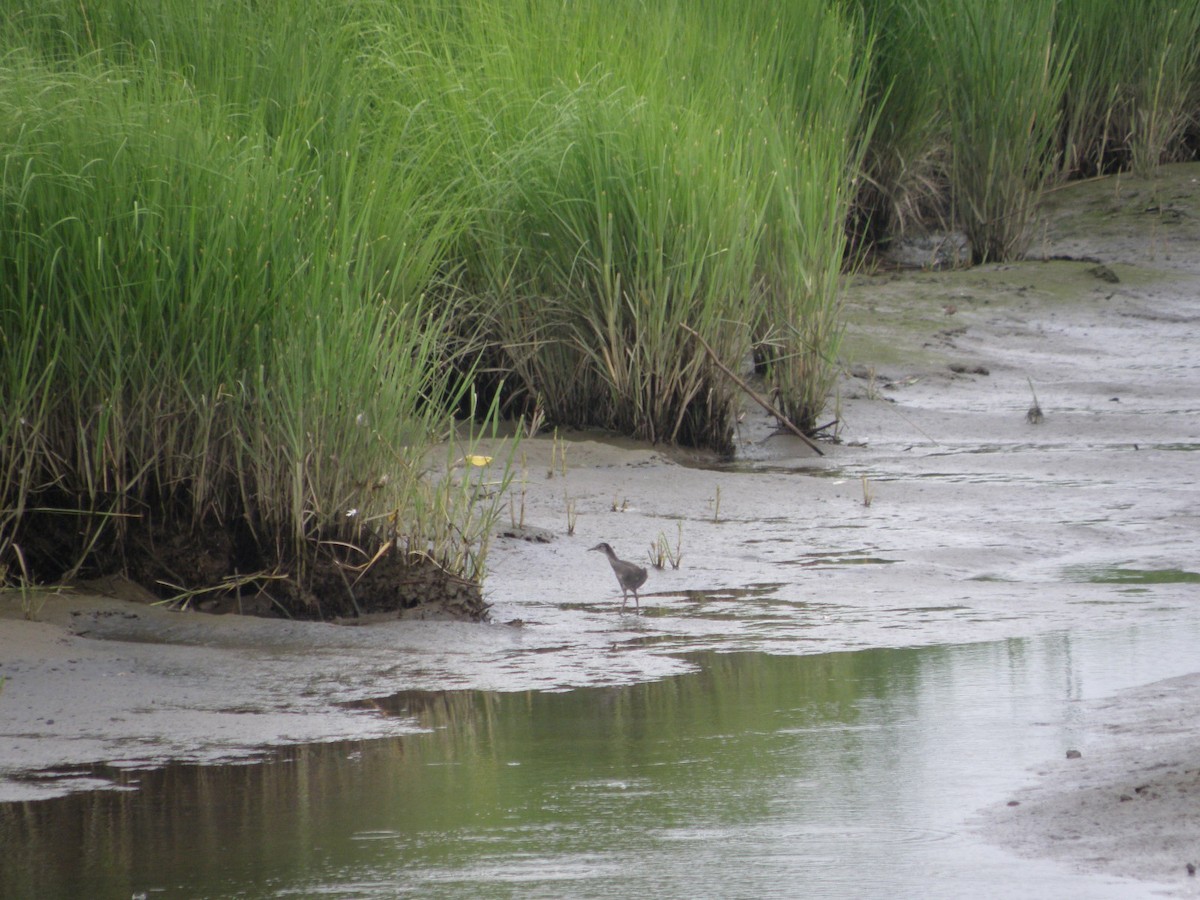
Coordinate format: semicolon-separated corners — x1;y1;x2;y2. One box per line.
680;324;824;456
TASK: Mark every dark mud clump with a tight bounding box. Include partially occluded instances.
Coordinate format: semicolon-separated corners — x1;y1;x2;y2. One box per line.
280;549;488;623
12;506;488;623
122;519;489;622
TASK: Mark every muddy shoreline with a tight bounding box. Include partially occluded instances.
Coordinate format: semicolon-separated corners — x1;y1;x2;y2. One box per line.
2;162;1199;893
977;670;1200;896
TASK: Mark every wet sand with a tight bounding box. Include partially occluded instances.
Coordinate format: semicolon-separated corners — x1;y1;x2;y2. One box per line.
2;162;1199;893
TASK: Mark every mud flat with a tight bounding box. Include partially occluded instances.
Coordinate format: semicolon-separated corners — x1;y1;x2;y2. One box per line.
978;671;1200;896
2;163;1199;892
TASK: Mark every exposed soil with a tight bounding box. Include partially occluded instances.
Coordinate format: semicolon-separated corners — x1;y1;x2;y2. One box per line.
15;509;487;623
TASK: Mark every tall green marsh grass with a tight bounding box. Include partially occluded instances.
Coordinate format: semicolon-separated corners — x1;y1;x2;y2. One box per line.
857;0;1200;261
420;0;868;448
847;0;946;244
1057;0;1200;177
923;0;1072;263
0;2;496;595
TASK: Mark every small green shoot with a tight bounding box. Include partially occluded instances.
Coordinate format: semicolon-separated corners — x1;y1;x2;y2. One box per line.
648;539;666;570
650;523;684;570
547;428;568;479
565;491;577;536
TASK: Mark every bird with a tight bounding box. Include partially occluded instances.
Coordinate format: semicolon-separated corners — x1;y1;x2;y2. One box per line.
588;542;648;610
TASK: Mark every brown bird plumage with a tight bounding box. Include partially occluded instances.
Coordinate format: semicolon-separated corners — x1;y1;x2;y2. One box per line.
589;542;648;610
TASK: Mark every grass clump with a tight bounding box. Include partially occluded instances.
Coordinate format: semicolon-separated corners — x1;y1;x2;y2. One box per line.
1057;0;1200;177
855;0;1200;262
420;0;868;450
846;0;947;246
923;0;1072;263
0;2;500;614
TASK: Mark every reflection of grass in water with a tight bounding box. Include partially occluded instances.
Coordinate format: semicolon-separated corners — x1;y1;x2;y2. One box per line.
1063;566;1200;585
679;584;788;603
778;554;897;568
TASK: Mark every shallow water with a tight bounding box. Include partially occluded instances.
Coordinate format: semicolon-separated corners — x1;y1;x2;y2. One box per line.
4;620;1197;899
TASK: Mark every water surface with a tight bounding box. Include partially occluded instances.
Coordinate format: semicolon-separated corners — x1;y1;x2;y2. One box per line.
3;622;1195;899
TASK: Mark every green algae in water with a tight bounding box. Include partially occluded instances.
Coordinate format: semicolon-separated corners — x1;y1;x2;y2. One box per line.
1063;566;1200;585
